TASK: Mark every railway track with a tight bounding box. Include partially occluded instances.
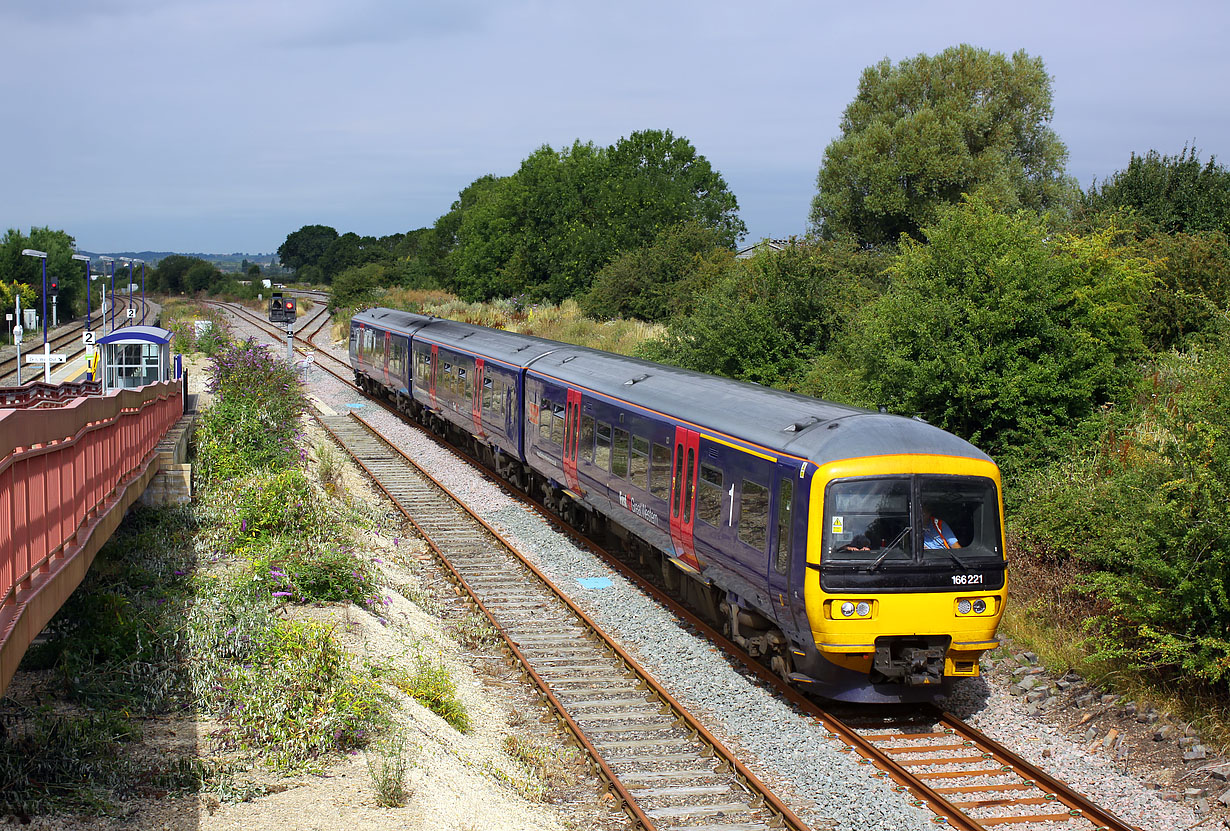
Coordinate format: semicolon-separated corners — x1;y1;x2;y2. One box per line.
217;300;1141;831
316;410;810;831
0;295;154;385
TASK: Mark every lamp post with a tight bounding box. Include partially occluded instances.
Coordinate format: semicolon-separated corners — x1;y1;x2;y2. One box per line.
99;256;115;334
71;254;91;330
118;257;133;327
134;259;145;323
20;248;51;382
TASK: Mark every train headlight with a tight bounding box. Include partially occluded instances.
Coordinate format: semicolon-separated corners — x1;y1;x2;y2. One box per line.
957;599;972;615
972;599;987;614
841;602;855;617
855;601;870;617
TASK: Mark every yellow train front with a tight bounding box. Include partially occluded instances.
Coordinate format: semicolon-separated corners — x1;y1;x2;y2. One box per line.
791;442;1006;703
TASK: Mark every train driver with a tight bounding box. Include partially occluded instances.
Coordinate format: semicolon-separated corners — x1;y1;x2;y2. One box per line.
922;504;961;549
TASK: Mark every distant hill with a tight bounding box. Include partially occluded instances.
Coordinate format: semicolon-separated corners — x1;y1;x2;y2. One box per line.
76;251;287;274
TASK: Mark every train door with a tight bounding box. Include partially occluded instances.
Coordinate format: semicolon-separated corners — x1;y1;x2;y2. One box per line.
471;359;485;435
761;461;813;640
383;331;392;386
562;389;582;493
429;344;438;408
357;324;366;373
669;426;701;571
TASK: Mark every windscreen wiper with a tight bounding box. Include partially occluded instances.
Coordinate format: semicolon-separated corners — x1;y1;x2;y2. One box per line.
935;548;974;570
867;527;910;571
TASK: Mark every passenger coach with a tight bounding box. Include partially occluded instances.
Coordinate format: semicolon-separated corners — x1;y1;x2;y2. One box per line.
349;308;1007;703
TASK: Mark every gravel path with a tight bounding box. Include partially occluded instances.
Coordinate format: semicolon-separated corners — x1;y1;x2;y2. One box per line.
227;310;1225;831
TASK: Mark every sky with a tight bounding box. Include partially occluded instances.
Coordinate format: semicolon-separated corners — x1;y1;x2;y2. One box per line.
1;0;1227;255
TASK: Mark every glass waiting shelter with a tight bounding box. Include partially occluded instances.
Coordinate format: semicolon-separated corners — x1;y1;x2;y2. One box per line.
97;326;175;391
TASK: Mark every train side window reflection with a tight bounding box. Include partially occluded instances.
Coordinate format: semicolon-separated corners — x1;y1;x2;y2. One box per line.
596;422;612;471
650;443;671;499
482;378;494;411
697;464;723;526
774;479;793;575
540;398;553;441
550;403;565;446
739;480;769;552
580;416;595;463
630;436;649;488
612;429;630;478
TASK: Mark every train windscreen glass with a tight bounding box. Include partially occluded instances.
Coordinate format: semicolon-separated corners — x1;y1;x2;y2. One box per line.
824;476;1000;563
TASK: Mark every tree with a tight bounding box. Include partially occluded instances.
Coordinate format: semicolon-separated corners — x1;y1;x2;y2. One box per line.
0;227;81;320
1082;147;1230;235
445;129;745;302
277;225;339;273
580;221;733;322
152;254;212;294
640;238;887;388
329;263;387;311
811;45;1075;245
835;198;1150;471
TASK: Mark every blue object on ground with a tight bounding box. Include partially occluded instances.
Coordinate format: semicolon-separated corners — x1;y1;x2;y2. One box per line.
576;577;612;590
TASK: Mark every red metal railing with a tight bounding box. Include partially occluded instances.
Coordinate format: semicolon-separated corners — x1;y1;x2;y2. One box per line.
0;380;184;693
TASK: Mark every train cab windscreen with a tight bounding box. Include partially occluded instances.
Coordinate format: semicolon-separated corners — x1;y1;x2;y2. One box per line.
823;476;1002;567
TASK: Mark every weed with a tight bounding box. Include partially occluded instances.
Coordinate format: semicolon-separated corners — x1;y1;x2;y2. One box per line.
372;657;471;733
367;735;412;807
453;612;500;651
502;733;582;801
195;616;388;772
246;538;376;605
314;438;346;495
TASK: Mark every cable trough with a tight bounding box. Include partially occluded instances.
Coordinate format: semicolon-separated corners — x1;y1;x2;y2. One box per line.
315;409;811;831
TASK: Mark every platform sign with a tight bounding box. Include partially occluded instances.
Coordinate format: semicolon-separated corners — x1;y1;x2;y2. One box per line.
82;330;96;346
126;308;136;319
27;353;68;364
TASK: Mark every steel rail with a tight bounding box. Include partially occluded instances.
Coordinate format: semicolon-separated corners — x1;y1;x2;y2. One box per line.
316;411;811;831
219;300;1139;831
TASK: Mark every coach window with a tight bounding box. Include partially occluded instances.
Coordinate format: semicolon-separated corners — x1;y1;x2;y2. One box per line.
630;436;649;488
482;377;493;411
550;403;565;445
539;397;553;442
774;479;793;575
612;428;630;478
739;480;769;552
580;416;595;463
697;464;723;526
596;422;612;471
442;363;452;392
650;443;671;500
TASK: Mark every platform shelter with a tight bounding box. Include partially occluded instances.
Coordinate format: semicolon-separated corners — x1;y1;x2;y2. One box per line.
97;326;176;392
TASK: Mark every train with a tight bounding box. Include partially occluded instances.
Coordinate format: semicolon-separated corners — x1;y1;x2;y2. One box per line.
349;307;1006;703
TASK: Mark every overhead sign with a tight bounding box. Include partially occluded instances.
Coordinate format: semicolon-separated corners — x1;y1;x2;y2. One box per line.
27;353;68;364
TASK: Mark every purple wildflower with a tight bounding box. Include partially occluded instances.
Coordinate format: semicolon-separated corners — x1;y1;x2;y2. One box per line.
272;591;293;598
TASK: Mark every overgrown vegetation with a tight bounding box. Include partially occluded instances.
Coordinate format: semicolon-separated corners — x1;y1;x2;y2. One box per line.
272;45;1230;713
0;329;481;817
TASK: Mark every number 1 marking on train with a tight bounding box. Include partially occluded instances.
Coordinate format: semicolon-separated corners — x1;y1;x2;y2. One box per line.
727;484;735;526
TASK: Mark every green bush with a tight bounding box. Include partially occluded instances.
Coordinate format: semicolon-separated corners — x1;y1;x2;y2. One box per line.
827;198;1151;472
639;239;887;388
246;539;376;605
201;617;387;771
196;339;307;483
1011;335;1230;687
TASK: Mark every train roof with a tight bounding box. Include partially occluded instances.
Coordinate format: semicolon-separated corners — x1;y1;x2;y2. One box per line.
412;318;565;368
353;308;994;470
528;347;992;469
352;308;438;334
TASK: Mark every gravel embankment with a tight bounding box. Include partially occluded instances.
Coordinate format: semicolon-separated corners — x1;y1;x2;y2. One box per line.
227;312;1222;831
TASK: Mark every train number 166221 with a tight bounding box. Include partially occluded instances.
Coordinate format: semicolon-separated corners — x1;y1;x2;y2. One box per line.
951;574;984;585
